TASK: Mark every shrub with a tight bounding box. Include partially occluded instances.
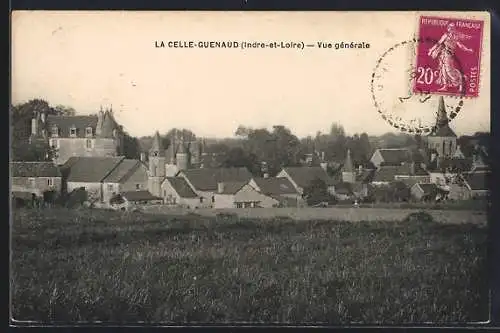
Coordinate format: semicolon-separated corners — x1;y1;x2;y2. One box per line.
403;211;435;224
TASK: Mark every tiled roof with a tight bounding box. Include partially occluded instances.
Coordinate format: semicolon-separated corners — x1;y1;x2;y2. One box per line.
377;148;412;165
46;115;98;138
463;172;489;191
166;177;198;198
373;164;428;182
122;190;161;202
282;166;336;188
252;177;297;195
10;162;62;177
62;156;125;182
218;181;247;194
181;167;252;191
372;165;410;182
103;159;142;183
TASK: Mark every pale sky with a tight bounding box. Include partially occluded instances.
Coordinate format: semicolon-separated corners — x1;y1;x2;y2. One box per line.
11;11;491;138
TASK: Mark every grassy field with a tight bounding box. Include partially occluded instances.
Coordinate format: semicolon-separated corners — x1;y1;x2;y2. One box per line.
11;208;488;324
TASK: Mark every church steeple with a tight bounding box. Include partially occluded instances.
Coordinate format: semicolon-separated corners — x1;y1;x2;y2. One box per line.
149;131;165;156
436;96;449;128
342;149;356;183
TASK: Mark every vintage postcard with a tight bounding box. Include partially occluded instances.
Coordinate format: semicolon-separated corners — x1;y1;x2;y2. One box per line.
10;11;491;325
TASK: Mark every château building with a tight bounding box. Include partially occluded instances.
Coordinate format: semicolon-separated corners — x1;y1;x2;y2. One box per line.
30;107;124;165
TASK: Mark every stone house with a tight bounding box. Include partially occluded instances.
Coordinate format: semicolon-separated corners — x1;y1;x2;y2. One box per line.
161;177;202;208
10;161;62;199
410;183;441;201
448;171;490;200
276;166;336;196
371;163;430;186
30;107;124;165
249;177;303;207
213;181;279;209
61;156;149;204
177;167;254;208
369;148;413;169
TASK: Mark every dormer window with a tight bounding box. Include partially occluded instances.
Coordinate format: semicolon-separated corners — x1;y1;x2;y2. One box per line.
70;126;77;137
85;127;93;137
51;125;59;137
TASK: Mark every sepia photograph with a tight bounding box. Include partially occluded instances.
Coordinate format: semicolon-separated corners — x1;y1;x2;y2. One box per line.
10;11;491;324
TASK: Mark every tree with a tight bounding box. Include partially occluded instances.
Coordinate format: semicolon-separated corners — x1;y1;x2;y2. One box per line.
53;105;76;116
302;177;334;206
389;181;411;202
122;132;141;159
11;99;77;161
235;125;252;138
222;147;260;174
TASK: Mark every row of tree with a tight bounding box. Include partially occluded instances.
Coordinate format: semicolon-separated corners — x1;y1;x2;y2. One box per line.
11;99;490;176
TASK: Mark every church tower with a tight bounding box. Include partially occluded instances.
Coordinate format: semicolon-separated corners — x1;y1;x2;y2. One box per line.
176;135;190;171
426;96;457;161
342;149;356;183
148;131;166;197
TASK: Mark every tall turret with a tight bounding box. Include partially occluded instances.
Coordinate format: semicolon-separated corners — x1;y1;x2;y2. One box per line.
342;149;356;183
176;136;190;171
148;131;166;197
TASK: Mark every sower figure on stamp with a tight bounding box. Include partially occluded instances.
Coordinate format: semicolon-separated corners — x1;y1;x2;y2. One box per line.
427;23;474;92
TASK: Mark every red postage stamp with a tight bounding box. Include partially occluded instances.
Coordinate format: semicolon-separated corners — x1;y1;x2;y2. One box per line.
413;16;484;98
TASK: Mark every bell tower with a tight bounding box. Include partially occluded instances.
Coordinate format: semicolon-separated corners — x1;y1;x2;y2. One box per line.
148;131;166;197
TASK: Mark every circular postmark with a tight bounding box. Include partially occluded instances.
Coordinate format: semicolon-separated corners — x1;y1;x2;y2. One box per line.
371;37;466;135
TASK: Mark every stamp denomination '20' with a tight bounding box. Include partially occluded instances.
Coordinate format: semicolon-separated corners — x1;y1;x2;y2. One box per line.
413;16;484;98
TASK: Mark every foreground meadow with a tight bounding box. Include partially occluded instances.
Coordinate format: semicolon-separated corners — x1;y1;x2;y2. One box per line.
11;208;488;324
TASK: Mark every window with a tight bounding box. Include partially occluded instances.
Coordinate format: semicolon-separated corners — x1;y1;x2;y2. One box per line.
211;196;215;203
199;197;203;203
153;151;158;157
70;127;77;137
107;184;113;191
236;202;243;208
136;184;140;190
86;139;92;149
51;126;59;137
47;178;53;186
85;127;93;137
164;190;167;197
28;178;36;188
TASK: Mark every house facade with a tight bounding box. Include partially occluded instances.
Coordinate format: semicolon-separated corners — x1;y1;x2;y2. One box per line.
276;166;336;196
213;182;279;209
177;167;253;208
62;156;149;204
248;177;302;207
10;162;62;198
161;177;202;208
369;148;413;169
30;107;124;165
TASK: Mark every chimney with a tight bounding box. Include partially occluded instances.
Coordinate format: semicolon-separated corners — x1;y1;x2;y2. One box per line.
321;151;325;162
140;152;146;162
217;182;225;194
263;172;269;179
410;162;416;176
358;164;363;175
